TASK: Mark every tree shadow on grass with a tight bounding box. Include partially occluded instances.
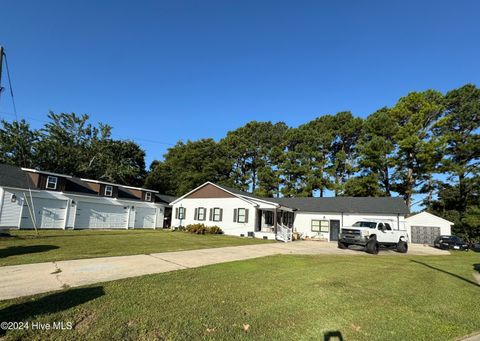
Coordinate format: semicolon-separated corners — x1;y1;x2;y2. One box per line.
324;330;344;341
28;231;148;240
0;286;104;336
0;231;14;238
474;264;480;273
411;260;480;287
0;245;59;259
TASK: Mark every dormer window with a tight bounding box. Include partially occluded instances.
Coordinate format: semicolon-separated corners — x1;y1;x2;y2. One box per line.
46;176;58;190
104;185;113;197
145;192;152;201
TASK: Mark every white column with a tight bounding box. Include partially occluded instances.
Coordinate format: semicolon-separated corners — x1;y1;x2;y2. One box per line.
126;206;131;229
17;191;24;229
63;199;70;230
153;206;159;229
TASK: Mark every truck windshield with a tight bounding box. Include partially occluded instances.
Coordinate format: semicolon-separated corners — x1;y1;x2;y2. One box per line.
351;221;377;228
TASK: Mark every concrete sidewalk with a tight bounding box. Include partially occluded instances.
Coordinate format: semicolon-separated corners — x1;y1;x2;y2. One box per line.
0;241;448;300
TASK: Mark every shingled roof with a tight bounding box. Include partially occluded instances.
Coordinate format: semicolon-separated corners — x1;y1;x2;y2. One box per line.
213;182;409;215
0;163;173;204
0;163;35;189
155;194;177;205
270;196;409;215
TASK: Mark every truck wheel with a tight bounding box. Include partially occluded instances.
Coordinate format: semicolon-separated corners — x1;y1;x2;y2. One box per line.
396;241;408;253
366;239;379;254
338;241;348;249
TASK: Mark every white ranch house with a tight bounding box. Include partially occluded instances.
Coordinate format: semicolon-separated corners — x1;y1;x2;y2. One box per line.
171;182;418;242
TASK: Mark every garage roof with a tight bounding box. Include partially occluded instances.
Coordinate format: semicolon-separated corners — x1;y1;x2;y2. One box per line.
0;163;36;189
406;211;454;225
0;163;170;204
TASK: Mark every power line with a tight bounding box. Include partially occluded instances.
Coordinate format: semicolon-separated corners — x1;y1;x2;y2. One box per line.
0;46;39;235
0;47;176;149
3;52;17;119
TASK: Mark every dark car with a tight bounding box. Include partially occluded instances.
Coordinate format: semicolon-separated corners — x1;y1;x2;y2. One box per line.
434;235;469;251
470;243;480;252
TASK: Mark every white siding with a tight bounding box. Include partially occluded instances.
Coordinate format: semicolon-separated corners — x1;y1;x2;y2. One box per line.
0;190;23;228
294;212;406;241
293;212;342;240
172;197;256;236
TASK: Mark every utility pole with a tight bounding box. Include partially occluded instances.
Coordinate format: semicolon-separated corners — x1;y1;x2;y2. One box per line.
0;45;4;100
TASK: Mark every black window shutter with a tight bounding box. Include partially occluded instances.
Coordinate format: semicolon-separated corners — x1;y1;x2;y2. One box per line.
219;208;223;222
194;208;198;220
183;208;186;218
175;207;179;219
245;209;249;223
209;208;213;221
233;209;237;222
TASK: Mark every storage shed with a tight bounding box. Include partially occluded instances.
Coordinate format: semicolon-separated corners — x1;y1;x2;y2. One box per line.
406;211;453;244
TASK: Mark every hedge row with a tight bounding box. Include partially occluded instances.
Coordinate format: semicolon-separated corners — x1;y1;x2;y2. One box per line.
185;224;223;235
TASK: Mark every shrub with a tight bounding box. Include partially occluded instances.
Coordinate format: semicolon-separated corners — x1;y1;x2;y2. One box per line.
208;226;223;234
185;224;223;235
186;223;207;234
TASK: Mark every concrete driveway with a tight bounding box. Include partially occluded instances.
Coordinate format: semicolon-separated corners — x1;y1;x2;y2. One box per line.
0;241;448;300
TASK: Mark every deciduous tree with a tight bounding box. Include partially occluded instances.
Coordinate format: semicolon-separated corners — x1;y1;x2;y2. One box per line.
0;119;38;167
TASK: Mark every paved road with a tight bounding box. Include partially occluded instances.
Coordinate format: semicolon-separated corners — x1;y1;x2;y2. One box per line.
0;241;448;300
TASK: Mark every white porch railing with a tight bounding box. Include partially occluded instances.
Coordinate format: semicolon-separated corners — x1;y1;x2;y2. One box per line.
276;223;292;243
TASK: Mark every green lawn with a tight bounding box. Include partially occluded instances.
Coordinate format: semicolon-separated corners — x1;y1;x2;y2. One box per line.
0;230;273;266
1;252;479;340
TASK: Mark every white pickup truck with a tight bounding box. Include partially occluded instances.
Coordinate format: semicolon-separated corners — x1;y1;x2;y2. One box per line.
338;220;409;254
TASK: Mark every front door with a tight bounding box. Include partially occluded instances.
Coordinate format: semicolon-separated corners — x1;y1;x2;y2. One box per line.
255;209;262;232
163;207;172;228
329;220;340;241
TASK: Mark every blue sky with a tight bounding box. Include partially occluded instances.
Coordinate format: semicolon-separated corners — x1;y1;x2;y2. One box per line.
1;0;479;171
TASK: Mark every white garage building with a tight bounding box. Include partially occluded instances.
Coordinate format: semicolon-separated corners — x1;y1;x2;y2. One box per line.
406;211;453;245
0;164;172;230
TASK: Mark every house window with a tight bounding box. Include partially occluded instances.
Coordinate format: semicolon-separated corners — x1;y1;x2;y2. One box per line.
237;208;247;223
213;208;222;222
104;185;113;197
264;211;274;225
312;220;329;232
197;207;206;221
178;207;186;219
46;176;58;190
145;192;152;201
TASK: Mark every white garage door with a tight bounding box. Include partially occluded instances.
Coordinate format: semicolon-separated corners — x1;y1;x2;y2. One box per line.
21;198;67;229
75;202;128;229
134;207;156;228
